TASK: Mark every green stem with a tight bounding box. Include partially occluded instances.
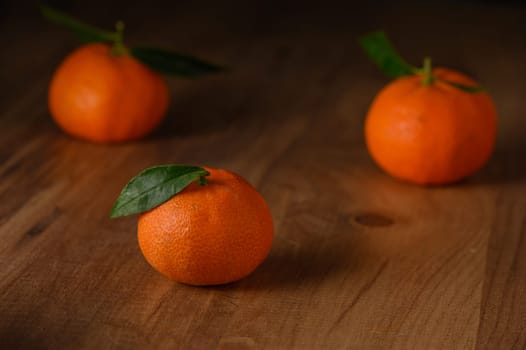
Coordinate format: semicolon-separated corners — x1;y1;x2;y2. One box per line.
422;57;434;86
198;176;208;186
111;21;127;56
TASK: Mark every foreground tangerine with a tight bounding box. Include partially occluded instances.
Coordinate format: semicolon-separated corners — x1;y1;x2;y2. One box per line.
49;43;169;143
113;166;274;286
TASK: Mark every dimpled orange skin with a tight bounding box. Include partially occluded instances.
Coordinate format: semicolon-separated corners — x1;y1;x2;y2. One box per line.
49;43;169;143
137;167;274;286
365;68;497;185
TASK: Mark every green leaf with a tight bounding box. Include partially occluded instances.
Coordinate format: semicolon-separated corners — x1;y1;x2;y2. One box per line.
131;47;224;77
359;31;416;78
40;5;117;43
441;79;486;93
110;165;210;218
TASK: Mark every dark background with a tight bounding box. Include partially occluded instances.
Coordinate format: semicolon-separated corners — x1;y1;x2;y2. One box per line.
2;0;526;139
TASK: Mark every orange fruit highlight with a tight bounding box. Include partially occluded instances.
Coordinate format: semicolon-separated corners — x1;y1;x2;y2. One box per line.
48;43;169;143
138;167;274;286
365;68;497;185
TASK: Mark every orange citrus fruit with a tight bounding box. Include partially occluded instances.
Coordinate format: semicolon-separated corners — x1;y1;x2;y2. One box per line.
365;68;497;185
137;167;274;286
48;43;169;143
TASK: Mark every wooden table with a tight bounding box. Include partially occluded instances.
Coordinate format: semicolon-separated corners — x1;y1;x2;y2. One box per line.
2;1;525;348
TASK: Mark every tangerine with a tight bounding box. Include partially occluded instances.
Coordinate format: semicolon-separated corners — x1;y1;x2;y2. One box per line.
365;67;497;185
48;43;169;143
137;167;274;286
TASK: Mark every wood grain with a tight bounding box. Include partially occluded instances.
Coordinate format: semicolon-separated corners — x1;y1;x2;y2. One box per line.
1;1;526;349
